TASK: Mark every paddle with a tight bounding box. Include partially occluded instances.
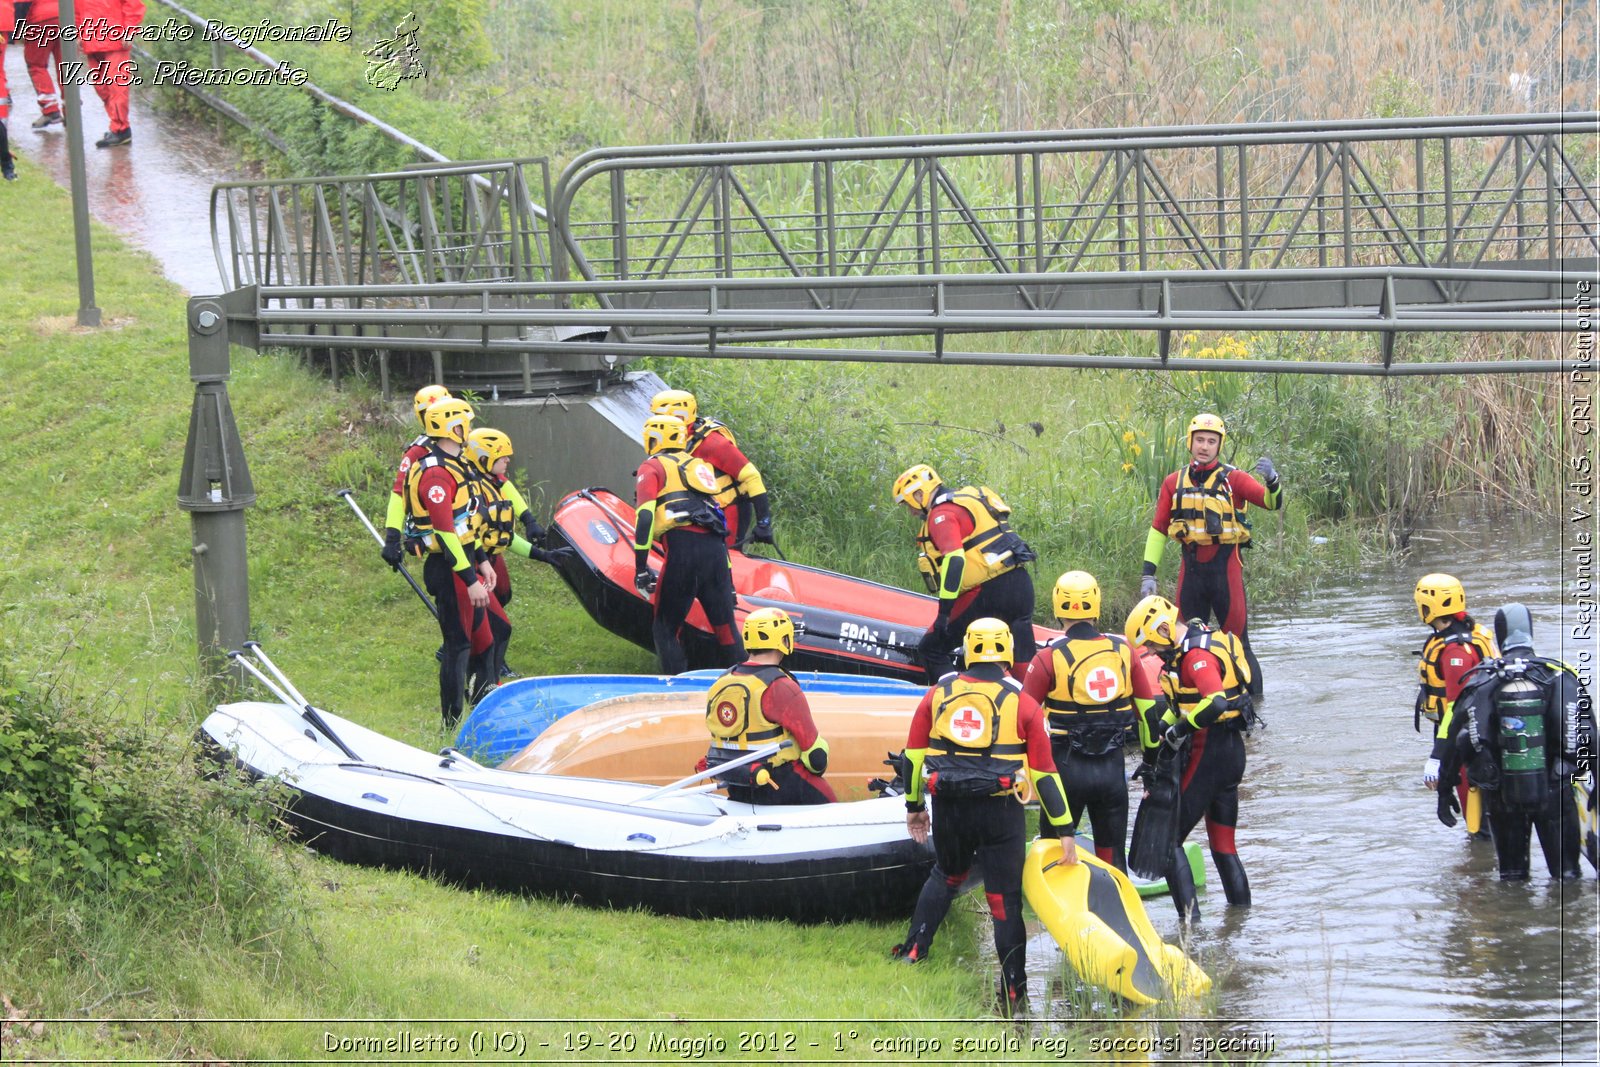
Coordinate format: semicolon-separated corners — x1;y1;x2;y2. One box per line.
635;740;791;802
335;488;439;621
229;643;362;761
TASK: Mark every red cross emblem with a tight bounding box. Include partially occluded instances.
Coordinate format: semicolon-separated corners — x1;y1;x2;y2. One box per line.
1086;667;1119;701
715;701;739;728
952;705;984;740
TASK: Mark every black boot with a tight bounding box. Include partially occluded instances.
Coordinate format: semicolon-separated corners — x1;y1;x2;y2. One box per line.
1213;849;1252;907
0;121;14;181
1167;845;1200;923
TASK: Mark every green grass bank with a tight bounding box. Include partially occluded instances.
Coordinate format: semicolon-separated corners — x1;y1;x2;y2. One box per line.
0;135;1230;1065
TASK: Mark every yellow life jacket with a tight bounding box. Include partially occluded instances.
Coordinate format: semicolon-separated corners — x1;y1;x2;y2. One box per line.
1166;625;1252;727
916;485;1034;593
925;674;1029;798
651;449;728;537
686;418;741;507
476;475;516;554
403;449;480;554
1416;621;1498;724
1040;630;1136;752
1167;463;1251;546
705;663;797;768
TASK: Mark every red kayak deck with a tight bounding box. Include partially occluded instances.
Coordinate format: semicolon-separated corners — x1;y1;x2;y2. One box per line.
546;487;1058;682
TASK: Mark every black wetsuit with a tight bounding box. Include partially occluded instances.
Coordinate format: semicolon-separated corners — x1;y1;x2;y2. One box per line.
653;527;741;675
1443;653;1593;880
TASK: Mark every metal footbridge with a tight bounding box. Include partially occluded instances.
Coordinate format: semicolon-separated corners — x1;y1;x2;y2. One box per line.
206;112;1596;380
182;113;1599;666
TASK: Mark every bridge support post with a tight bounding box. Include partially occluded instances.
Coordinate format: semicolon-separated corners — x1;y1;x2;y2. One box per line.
178;292;258;684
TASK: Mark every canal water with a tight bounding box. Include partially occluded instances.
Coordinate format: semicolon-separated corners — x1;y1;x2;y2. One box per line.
1026;512;1596;1062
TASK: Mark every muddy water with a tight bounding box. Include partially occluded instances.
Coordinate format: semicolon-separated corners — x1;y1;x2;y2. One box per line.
1027;514;1596;1062
3;47;238;296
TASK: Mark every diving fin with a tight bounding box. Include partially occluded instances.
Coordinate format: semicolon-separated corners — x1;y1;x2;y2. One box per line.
1127;754;1182;881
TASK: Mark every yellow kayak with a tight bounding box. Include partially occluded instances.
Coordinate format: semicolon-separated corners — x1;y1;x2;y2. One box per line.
1022;838;1211;1006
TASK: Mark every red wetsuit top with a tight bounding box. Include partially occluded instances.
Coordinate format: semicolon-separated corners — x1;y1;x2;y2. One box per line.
1151;462;1274;564
416;462;480;587
632;456;722;535
904;672;1060;776
758;671;824;753
1437;618;1484;704
391;438;432;496
926;497;983;615
689;421;755;489
1175;646;1227;704
1129;645;1166;703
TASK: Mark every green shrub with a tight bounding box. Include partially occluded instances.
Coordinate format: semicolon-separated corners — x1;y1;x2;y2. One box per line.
0;666;297;947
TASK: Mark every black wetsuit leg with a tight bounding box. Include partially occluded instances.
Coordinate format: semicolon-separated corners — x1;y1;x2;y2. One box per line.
652;529;740;673
1534;784;1583;880
903;794;1025;1001
424;553;474;727
938;567;1037;679
1173;725;1250;906
1177;545;1262;695
1043;745;1129;872
1488;804;1534;880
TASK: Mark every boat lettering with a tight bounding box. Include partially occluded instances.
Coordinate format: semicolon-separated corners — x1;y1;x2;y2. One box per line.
588;519;618;544
840;622;878;643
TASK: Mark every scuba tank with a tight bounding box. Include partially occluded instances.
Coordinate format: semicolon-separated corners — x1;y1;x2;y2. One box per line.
1495;677;1548;809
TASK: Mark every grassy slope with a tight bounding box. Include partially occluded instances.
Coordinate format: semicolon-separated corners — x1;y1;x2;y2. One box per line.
2;148;1159;1063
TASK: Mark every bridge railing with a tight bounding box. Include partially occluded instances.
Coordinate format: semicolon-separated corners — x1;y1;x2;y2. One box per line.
550;113;1599;319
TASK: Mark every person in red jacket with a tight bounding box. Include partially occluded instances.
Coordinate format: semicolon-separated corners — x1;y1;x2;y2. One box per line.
1140;412;1281;694
649;389;775;549
892;618;1075;1018
703;608;835;805
16;0;62;130
1;1;17;179
632;414;743;674
74;0;143;148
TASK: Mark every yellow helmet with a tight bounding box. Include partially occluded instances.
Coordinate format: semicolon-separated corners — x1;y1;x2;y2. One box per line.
963;617;1014;666
650;389;698;425
1052;570;1101;621
467;427;513;474
412;384;451;425
642;414;688;456
1125;595;1180;650
742;607;795;656
892;464;943;511
421;397;474;444
1414;573;1467;624
1186;412;1226;447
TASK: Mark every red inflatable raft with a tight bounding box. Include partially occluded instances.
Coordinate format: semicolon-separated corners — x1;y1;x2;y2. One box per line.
546;488;1058;683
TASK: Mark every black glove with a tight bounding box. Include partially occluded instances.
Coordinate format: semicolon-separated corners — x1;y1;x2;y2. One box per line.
381;528;404;571
634;569;657;597
521;512;546;544
1437;782;1461;827
1161;722;1191;751
1139;574;1158;600
749;518;776;544
530;546;576;567
1254;455;1279;489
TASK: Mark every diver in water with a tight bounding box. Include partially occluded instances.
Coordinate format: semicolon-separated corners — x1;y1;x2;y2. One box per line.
1437;604;1595;881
